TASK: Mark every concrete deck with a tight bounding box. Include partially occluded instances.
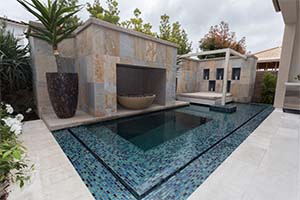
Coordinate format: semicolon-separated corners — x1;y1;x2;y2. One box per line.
188;109;300;200
8;120;94;200
42;101;189;131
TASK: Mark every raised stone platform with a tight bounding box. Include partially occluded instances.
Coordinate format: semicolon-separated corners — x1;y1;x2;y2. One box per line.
177;92;233;106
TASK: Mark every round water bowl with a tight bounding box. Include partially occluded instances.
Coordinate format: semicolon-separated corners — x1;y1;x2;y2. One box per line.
118;94;156;110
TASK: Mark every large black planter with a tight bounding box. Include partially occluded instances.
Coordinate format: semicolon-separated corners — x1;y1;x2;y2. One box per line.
0;180;9;200
46;72;78;119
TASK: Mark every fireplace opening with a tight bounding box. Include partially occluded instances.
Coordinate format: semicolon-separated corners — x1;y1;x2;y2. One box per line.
117;64;166;110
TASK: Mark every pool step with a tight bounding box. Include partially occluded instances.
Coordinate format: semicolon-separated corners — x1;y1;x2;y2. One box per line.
209;104;237;113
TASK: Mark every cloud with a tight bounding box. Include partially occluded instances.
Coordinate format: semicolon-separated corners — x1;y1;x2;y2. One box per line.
1;0;284;53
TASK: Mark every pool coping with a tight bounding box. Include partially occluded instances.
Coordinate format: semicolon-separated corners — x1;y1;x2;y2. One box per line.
42;101;189;131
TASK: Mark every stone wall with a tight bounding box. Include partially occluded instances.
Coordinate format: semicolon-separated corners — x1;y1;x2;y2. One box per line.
30;18;178;117
177;56;258;103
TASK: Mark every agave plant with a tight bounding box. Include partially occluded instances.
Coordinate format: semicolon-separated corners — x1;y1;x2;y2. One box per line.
17;0;83;69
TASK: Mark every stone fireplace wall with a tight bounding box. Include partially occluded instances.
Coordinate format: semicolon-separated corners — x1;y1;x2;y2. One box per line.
30;18;178;117
117;65;166;105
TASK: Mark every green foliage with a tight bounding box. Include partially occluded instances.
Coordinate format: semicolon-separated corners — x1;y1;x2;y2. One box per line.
87;1;192;53
158;14;192;55
0;104;33;191
295;73;300;81
121;8;155;36
17;0;83;60
0;21;32;93
261;72;277;104
199;21;246;58
159;14;171;40
87;0;120;25
59;0;83;28
0;21;35;117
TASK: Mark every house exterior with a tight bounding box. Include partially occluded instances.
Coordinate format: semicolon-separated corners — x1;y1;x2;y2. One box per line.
0;17;28;46
272;0;300;112
254;47;281;71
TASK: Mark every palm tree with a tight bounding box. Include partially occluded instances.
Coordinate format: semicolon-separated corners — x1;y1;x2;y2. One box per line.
17;0;82;69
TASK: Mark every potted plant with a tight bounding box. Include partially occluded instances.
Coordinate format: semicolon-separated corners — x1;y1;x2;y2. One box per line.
17;0;82;118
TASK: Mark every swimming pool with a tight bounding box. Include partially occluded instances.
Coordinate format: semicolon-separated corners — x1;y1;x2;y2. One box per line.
53;103;273;200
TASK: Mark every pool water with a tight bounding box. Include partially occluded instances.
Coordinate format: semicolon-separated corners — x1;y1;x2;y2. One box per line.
53;103;273;200
105;110;211;151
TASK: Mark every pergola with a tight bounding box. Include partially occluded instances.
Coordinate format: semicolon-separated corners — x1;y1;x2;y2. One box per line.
178;48;247;106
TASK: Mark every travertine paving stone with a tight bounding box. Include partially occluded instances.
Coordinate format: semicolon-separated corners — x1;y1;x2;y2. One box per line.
8;120;94;200
188;110;300;200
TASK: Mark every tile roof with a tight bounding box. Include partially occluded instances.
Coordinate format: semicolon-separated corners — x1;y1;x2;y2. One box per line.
254;47;281;63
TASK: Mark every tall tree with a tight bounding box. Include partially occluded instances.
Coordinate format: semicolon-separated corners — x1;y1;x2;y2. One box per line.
158;14;192;55
159;14;171;40
199;21;246;57
121;8;155;36
87;0;120;25
59;0;82;28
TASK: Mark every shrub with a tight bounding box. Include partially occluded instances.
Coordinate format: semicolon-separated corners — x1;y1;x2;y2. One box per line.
261;72;277;104
0;21;32;93
0;20;36;117
0;103;33;199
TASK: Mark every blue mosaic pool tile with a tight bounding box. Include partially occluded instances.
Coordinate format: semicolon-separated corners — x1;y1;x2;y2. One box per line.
143;105;274;200
66;103;268;197
53;103;273;200
53;130;136;200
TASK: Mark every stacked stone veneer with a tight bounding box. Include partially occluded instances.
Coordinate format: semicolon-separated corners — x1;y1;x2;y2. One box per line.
30;18;178;117
177;56;257;102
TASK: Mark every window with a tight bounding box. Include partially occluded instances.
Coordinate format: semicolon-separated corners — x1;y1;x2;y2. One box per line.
216;68;224;80
203;69;210;80
232;68;241;80
209;81;216;92
227;81;231;93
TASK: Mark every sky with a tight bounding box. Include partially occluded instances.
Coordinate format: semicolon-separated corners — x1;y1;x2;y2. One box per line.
0;0;284;53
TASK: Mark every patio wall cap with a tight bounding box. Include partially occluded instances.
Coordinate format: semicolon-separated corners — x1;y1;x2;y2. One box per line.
0;17;27;27
285;82;300;86
28;21;76;38
257;58;280;63
180;54;257;62
75;17;179;48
